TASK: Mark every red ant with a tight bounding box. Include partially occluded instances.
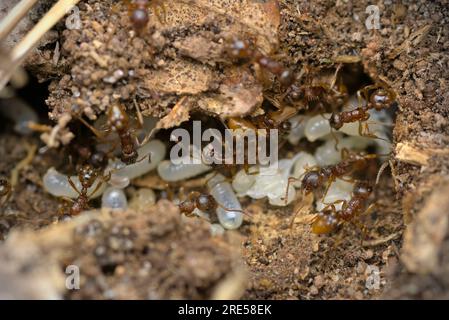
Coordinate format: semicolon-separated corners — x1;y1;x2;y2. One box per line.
217;107;296;176
0;178;11;206
61;165;110;216
283;150;377;205
328;84;396;139
310;181;374;235
226;106;297;137
178;191;247;218
283;65;348;113
226;37;296;89
77;104;142;165
123;0;166;32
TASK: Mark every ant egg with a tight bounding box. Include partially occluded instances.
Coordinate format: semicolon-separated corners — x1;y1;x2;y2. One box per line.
304;114;332;142
315;178;354;212
43;167;106;199
231;168;257;195
101;187;128;210
157;160;212;182
111;139;166;184
129;188;156;211
210;223;225;236
207;173;243;230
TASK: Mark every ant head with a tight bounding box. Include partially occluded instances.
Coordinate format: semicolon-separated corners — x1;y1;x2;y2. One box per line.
179;199;195;215
279;69;295;88
196;194;215;212
130;8;149;31
353;182;373;198
79;165;98;186
227;38;253;62
302;171;321;193
329;113;343;130
370;88;395;110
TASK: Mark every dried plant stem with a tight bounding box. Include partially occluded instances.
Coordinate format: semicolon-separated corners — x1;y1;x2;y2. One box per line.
10;0;81;62
0;0;39;42
0;0;80;90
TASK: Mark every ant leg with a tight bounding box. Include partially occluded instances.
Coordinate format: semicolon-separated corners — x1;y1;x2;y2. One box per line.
87;179;107;198
1;192;11;206
67;177;82;196
216;201;251;217
376;161;391;185
137;94;192;147
340;147;351;161
355;203;378;246
357;120;387;141
282;176;300;205
331;129;340;150
321;179;335;201
133;99;144;129
330;63;342;89
289;203;304;229
75;116;106;140
137;127;157;147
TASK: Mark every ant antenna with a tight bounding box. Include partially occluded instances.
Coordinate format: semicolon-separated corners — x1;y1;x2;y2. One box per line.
216;202;252;217
375;161;391;185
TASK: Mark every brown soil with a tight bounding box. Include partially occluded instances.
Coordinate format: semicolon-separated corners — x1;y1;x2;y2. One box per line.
0;0;448;300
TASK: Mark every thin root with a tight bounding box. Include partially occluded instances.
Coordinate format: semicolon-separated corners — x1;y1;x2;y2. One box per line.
10;143;37;187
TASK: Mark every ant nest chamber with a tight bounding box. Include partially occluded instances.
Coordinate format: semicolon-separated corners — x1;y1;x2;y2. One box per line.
0;0;448;300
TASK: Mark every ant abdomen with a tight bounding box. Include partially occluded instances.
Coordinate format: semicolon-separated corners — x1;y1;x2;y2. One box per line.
311;209;338;234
